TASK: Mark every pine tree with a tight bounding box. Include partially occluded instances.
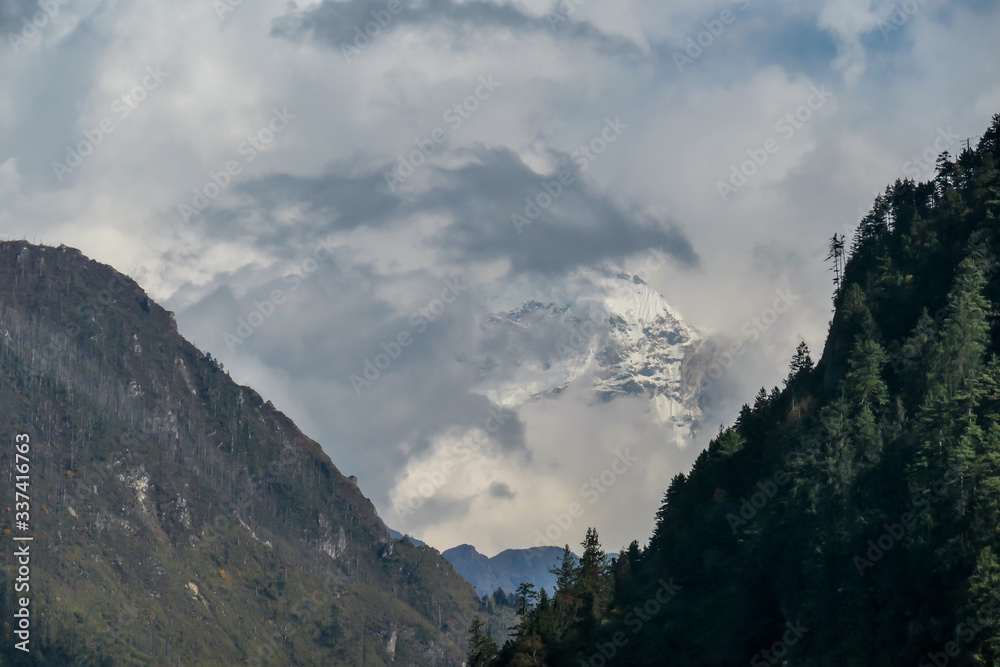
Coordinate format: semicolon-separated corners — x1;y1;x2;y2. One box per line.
826;233;846;296
786;341;814;384
907;250;994;565
844;339;889;411
574;527;610;628
652;473;686;549
935;151;956;197
576;528;607;597
967;547;1000;660
466;616;499;667
551;545;576;606
514;582;538;618
912;252;992;477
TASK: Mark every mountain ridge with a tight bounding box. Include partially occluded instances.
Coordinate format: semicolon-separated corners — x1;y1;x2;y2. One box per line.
474;266;710;447
441;544;572;597
0;241;482;665
466;112;1000;666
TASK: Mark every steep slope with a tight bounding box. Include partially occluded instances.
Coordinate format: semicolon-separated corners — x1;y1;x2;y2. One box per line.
442;545;571;596
0;243;482;665
479;114;1000;666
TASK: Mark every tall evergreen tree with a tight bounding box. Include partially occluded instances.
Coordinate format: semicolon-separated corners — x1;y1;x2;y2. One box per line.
466;617;500;667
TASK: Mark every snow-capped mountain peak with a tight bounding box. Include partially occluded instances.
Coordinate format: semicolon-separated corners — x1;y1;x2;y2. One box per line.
473;267;705;446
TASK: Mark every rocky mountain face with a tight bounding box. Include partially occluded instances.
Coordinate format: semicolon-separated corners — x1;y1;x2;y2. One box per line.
0;242;481;666
474;267;710;448
441;545;570;597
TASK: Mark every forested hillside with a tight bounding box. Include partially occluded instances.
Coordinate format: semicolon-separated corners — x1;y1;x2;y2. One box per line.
470;114;1000;666
0;243;485;665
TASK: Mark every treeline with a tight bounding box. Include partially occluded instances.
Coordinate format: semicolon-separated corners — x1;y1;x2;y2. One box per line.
471;113;1000;665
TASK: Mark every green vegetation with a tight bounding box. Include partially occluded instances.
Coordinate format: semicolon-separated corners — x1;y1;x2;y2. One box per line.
0;244;485;665
5;112;1000;665
471;115;1000;665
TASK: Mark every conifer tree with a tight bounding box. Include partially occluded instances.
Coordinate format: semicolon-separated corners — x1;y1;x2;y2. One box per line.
786;341;814;383
466;616;499;667
967;547;1000;660
551;545;577;609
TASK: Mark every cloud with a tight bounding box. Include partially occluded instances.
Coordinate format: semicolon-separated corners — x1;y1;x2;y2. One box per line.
0;0;32;32
2;0;1000;556
418;147;700;274
272;0;644;57
173;251;534;510
817;0;880;82
190;145;699;277
490;482;516;499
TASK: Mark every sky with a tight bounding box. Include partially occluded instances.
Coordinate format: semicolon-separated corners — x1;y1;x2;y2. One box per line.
1;0;999;556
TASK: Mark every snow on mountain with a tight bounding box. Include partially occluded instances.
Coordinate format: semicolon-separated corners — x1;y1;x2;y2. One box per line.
472;267;707;447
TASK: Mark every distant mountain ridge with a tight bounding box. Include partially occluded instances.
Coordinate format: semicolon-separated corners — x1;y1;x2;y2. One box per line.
388;527;426;547
442;544;573;596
